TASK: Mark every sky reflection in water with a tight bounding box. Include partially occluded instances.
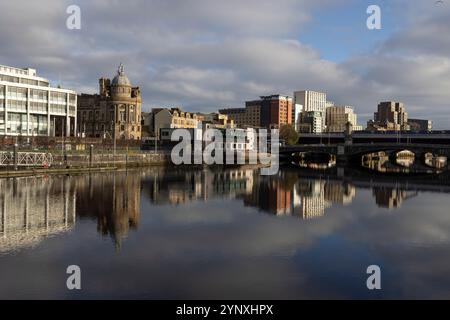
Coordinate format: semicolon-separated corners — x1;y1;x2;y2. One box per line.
1;167;450;299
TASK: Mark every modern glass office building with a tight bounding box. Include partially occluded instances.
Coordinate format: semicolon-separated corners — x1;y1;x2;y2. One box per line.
0;65;77;137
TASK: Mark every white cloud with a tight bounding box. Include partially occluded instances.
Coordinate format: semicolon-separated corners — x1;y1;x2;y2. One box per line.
0;0;449;127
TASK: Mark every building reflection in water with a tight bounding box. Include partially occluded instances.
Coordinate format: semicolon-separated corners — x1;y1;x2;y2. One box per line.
142;168;254;205
142;168;421;219
372;186;418;209
242;173;356;220
75;171;141;249
0;167;422;254
0;177;76;254
142;168;361;221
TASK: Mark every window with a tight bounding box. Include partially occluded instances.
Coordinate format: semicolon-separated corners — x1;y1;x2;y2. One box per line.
30;101;47;112
8;99;27;112
30;89;48;101
69;94;76;105
119;111;126;122
7;86;27;99
20;78;38;86
50;104;65;114
130;105;135;123
50;92;66;104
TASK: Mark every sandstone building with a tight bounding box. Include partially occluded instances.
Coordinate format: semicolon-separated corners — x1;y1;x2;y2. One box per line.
77;64;142;140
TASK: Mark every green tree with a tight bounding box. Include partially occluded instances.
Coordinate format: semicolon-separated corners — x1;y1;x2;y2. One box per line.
280;124;299;145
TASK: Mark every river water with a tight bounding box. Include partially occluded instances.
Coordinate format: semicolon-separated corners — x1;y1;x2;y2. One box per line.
1;166;450;299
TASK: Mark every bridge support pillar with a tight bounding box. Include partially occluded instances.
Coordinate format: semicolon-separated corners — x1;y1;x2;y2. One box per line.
336;145;349;165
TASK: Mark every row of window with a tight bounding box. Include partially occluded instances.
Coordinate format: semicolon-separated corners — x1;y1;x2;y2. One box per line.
80;110;138;123
8;99;27;111
5;113;49;135
50;104;66;114
30;101;48;113
0;86;75;103
7;87;27;99
0;75;49;87
0;100;74;115
30;89;48;100
86;123;141;132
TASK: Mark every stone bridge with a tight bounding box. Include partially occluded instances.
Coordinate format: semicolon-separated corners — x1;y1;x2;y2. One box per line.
280;143;450;165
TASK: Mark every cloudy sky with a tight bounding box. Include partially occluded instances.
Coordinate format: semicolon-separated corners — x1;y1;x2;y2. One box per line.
0;0;449;127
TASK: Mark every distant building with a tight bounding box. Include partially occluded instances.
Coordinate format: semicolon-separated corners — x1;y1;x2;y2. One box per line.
218;105;260;128
298;111;323;133
197;112;235;130
408;118;432;132
159;126;256;152
141;112;151;137
154;107;200;139
220;95;292;129
0;64;77;137
294;90;327;131
326;105;362;132
293;104;303;131
77;64;142;140
367;101;410;131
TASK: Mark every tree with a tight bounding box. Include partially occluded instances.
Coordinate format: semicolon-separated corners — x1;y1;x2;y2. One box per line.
280;124;299;145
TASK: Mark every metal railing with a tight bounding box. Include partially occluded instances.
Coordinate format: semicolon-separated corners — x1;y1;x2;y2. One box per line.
0;151;53;167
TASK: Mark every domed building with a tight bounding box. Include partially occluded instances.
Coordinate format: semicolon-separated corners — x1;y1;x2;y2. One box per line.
77;63;142;140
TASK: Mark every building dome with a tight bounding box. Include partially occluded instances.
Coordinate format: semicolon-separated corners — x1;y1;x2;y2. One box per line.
111;63;131;87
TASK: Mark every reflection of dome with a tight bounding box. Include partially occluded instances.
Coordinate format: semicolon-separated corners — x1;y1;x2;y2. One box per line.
111;63;131;86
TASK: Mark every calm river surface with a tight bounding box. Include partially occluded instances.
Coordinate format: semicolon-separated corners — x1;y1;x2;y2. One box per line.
1;166;450;299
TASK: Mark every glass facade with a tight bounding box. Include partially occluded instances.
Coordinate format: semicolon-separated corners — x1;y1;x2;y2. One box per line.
7;113;28;135
0;65;77;136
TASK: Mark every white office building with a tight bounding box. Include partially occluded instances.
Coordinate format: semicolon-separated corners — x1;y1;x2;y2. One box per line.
294;90;327;113
0;65;77;137
294;90;327;132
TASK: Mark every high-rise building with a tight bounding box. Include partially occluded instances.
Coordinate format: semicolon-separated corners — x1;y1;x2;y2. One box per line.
247;95;292;129
220;95;292;129
326;105;362;132
0;64;77;137
294;90;327;113
408;118;433;132
294;90;327;132
77;64;142;140
367;101;410;131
